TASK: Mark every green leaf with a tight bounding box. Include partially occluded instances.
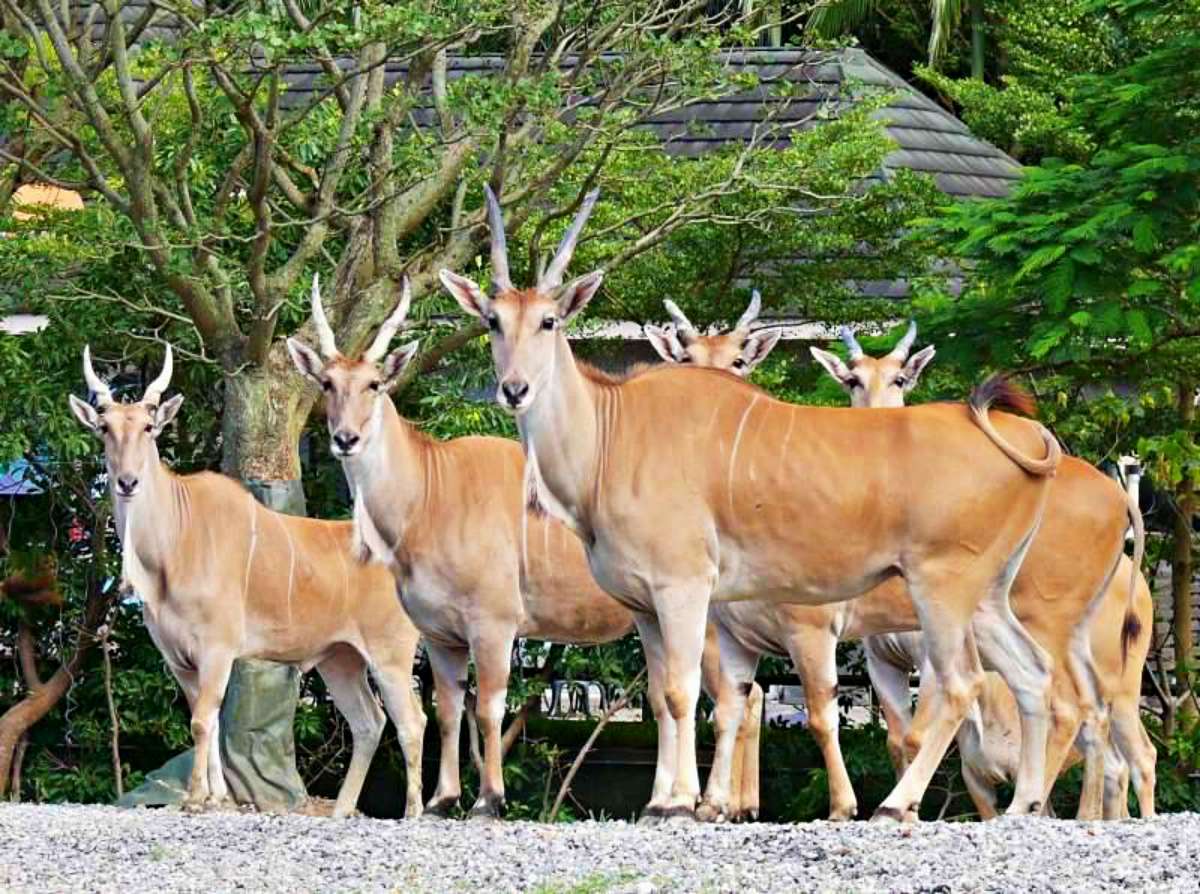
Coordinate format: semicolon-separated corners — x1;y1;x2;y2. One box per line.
1015;244;1066;281
1131;216;1158;252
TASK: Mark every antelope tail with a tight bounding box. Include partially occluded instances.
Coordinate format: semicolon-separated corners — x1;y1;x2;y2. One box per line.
1121;480;1147;668
968;376;1062;476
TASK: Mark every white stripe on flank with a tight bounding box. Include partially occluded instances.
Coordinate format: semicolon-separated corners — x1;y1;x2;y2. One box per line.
780;405;797;466
727;394;760;516
242;492;258;604
271;509;296;626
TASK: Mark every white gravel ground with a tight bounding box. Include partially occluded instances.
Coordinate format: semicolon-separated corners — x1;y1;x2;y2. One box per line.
0;804;1195;893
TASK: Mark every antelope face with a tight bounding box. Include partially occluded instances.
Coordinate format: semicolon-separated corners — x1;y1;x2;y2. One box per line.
442;186;603;415
443;277;602;414
644;292;780;377
68;347;182;500
286;280;418;460
644;326;781;377
809;323;936;408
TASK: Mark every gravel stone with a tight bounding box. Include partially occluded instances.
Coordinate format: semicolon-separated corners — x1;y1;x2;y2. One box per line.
0;804;1195;893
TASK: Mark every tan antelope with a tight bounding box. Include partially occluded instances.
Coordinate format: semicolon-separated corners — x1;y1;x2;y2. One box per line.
68;348;427;817
288;277;757;820
817;326;1151;818
440;188;1105;823
663;315;1151;820
644;292;781;376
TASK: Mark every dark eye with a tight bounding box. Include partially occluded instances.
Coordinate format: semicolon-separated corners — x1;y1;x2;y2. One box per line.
894;375;908;388
98;423;109;434
321;379;333;392
367;381;381;392
144;424;153;433
847;377;862;389
678;356;692;364
732;358;746;370
487;313;500;332
541;316;558;331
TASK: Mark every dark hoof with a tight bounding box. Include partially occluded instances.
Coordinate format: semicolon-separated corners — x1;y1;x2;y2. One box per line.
638;806;666;827
695;800;727;824
660;804;697;823
871;805;906;824
829;806;857;823
423;797;459;819
468;794;505;820
731;808;759;824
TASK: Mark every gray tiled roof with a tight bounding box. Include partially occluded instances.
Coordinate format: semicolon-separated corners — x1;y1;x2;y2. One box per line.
280;48;1020;199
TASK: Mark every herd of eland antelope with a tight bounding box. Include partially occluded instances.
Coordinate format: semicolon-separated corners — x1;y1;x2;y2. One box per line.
67;186;1153;825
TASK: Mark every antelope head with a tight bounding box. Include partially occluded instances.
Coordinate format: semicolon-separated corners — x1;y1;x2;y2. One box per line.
287;276;419;458
68;346;183;500
644;291;782;377
809;321;936;408
440;186;603;414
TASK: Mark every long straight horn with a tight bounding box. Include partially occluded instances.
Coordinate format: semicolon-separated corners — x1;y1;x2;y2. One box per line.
142;344;173;407
484;184;513;294
540;189;599;290
662;299;698;340
839;326;864;361
736;290;762;332
365;277;412;362
311;273;339;358
889;320;918;360
82;345;114;407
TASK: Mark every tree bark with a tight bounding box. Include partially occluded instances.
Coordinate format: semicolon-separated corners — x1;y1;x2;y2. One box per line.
1175;379;1196;720
220;345;314;485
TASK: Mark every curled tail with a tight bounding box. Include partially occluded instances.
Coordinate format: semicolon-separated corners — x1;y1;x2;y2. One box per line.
1121;465;1147;668
968;375;1062;476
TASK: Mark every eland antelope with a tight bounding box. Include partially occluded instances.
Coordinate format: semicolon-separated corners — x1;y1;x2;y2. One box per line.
819;329;1157;818
287;277;760;820
68;347;427;817
441;188;1089;823
660;314;1150;819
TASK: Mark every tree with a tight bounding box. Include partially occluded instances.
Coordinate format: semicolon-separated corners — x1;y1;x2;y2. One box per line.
0;0;837;509
808;0;988;79
915;0;1200;729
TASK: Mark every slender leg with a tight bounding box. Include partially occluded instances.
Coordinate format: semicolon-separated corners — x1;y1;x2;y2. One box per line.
697;622;758;823
424;643;469;817
372;660;427;819
955;699;1000;820
873;585;984;823
656;582;715;818
635;613;676;824
736;683;763;822
317;649;386;819
1109;697;1157;818
865;635;917;778
787;626;856;821
185;652;235;811
1062;623;1109;820
972;583;1053;815
468;630;516;819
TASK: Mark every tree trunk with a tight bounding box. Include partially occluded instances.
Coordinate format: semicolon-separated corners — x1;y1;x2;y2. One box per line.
970;0;986;81
220;345;315;491
1175;380;1196;721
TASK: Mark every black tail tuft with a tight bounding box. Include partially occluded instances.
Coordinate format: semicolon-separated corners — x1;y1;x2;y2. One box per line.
1120;612;1143;668
969;375;1039;418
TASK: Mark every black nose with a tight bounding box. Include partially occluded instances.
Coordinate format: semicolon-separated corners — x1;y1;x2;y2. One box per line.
117;475;138;494
501;380;530;406
333;431;360;453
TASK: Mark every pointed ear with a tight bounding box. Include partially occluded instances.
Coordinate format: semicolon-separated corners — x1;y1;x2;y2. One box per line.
739;329;782;373
439;269;490;320
287;337;325;385
68;394;100;432
810;346;856;387
381;341;420;390
901;345;936;390
644;324;684;363
557;270;603;324
152;393;184;435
